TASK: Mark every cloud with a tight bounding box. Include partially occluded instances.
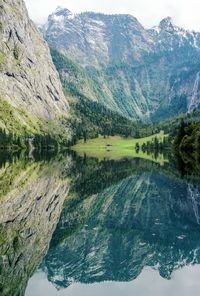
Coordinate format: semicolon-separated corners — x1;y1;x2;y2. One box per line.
24;0;200;31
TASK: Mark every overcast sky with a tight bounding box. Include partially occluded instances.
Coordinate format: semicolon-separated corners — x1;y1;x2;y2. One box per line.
24;0;200;31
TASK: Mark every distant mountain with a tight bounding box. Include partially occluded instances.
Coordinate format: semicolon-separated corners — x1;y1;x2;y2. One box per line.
0;1;70;138
42;7;200;121
43;7;153;67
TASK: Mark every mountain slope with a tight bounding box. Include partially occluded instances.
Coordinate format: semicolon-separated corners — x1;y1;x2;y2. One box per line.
50;49;141;141
44;7;153;68
0;1;70;137
43;8;200;122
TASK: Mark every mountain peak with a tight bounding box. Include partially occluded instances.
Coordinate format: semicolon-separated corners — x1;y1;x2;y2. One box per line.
48;6;76;22
55;6;70;13
159;17;174;30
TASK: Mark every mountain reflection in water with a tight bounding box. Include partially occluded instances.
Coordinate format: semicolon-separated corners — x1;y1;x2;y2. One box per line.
0;151;200;295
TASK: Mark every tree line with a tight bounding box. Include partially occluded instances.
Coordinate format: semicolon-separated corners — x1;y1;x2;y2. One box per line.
135;136;170;154
0;128;62;151
173;119;200;174
174;119;200;156
0;128;25;150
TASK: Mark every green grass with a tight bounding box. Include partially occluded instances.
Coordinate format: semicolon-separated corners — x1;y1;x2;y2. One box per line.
0;98;43;135
72;131;168;164
0;98;70;140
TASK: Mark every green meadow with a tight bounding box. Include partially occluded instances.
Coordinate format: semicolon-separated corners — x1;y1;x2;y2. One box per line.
72;131;168;164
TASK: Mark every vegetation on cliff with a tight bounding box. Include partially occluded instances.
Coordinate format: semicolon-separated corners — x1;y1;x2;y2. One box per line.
173;119;200;174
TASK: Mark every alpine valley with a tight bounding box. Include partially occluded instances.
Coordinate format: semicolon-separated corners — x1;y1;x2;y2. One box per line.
1;0;200;145
1;1;200;296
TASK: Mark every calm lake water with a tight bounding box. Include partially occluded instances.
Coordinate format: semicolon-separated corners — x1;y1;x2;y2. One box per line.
0;151;200;295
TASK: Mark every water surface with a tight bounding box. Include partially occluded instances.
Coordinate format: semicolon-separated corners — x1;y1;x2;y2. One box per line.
0;151;200;295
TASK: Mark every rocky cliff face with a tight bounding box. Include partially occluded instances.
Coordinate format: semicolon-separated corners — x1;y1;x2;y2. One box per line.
0;1;70;135
43;8;200;121
44;7;153;68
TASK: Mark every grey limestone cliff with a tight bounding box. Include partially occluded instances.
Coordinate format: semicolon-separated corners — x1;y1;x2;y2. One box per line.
0;0;70;135
43;8;200;121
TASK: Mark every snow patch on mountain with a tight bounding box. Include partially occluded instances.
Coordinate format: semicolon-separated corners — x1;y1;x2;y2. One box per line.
42;7;200;121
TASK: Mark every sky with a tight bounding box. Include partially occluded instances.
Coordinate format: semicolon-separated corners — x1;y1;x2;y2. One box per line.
25;0;200;31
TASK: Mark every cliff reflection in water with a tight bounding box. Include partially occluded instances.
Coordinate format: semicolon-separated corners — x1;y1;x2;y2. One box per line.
1;151;200;295
37;155;200;289
0;152;72;296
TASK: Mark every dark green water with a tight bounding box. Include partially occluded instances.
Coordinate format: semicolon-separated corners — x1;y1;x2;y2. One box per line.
0;151;200;295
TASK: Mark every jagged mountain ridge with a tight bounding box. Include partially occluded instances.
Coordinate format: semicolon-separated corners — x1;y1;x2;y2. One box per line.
43;7;200;121
44;6;153;67
0;1;70;137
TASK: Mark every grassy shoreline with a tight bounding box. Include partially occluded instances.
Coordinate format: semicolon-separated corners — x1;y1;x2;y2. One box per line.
72;132;168;163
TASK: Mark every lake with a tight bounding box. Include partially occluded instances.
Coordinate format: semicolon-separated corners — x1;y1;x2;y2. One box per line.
0;150;200;295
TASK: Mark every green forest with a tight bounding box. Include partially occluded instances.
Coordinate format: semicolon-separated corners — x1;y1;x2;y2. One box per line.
173;120;200;171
